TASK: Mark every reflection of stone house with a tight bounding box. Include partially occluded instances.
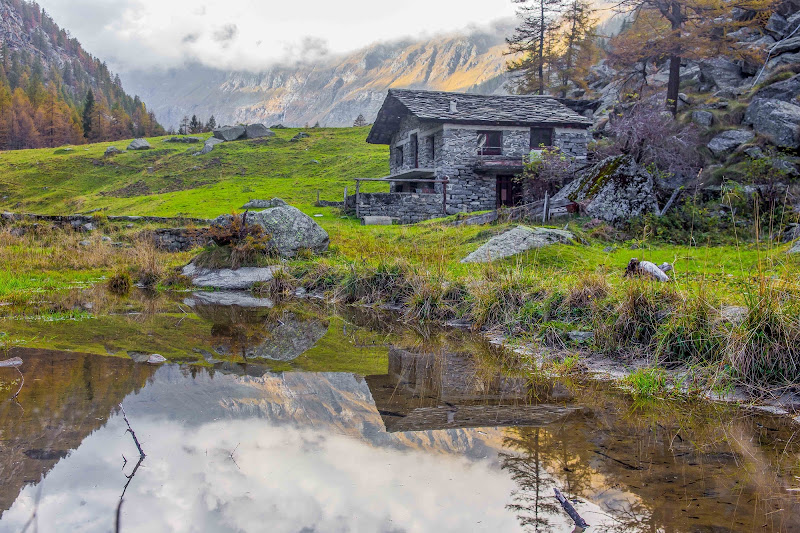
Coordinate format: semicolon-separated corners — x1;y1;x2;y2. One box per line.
359;89;592;223
366;348;578;432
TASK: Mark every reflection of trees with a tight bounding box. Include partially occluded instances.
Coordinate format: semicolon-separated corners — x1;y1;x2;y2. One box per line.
501;428;560;531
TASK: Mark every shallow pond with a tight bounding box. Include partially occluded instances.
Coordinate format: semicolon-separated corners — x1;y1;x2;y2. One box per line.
0;294;799;532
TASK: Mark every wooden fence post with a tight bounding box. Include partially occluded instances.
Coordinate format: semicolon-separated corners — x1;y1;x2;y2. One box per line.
316;190;321;206
343;186;348;205
542;191;550;223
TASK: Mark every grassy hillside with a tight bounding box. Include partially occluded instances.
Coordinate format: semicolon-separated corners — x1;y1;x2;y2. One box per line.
0;127;389;217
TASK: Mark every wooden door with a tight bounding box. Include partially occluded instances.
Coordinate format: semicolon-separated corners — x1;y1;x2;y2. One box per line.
496;175;521;208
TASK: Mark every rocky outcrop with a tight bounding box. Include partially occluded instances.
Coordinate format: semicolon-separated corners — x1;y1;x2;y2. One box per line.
461;226;574;263
691;110;714;127
181;264;280;290
707;129;755;157
104;146;122;156
213;125;246;141
745;98;800;148
165;136;202;143
698;58;745;92
753;74;800;103
127;138;152;150
553;155;658;225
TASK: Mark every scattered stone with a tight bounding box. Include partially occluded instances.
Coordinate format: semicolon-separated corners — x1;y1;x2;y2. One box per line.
657;262;674;273
165;136;201;143
744;98;800;148
361;216;394;226
719;306;748;326
603;246;616;253
789;241;800;254
146;167;154;174
744;146;764;159
104;146;122;156
707;129;755;157
79;240;91;246
82;222;95;232
127;138;152;151
290;132;310;142
213;125;246;141
241;198;288;209
101;236;112;242
625;258;670;282
0;357;23;368
195;137;224;156
147;354;167;365
244;124;275;139
568;331;595;344
552;155;658;225
461;226;575;264
691;110;714;127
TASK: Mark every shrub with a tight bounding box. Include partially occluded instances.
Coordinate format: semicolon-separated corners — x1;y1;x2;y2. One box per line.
106;271;132;295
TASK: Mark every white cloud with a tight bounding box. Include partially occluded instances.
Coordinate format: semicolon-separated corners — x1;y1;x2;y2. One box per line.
35;0;519;72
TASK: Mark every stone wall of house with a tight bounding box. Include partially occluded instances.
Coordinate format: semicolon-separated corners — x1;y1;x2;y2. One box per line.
553;127;589;161
355;192;447;224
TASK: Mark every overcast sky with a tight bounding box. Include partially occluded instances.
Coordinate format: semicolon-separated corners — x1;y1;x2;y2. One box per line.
35;0;519;72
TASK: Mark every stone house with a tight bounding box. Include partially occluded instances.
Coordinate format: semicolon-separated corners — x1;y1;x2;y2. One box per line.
359;89;592;223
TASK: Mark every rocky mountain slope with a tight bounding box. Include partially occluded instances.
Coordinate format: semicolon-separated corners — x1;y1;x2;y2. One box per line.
121;22;515;129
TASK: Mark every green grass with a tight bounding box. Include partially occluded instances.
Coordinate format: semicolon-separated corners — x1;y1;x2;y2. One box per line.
0;127;389;217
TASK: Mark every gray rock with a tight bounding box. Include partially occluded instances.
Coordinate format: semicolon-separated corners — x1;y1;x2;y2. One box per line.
745;146;764;159
244;124;275;139
767;52;800;71
698;58;745;91
186;291;275;308
552;155;658;225
728;27;760;42
82;222;95;232
127;138;152;150
213;125;246;141
246;203;330;257
657;262;674;273
0;357;23;368
147;354;167;365
765;13;789;38
290;132;310;142
461;226;574;264
182;264;280;290
753;74;800;103
691;110;714;127
790;241;800;254
241;198;288;209
165;136;201;143
568;331;594;344
772;36;800;55
101;236;112;242
195;137;224;156
744;98;800;148
104;146;122;156
707;129;755;157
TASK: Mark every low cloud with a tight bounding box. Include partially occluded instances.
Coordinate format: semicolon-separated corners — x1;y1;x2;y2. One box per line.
35;0;518;72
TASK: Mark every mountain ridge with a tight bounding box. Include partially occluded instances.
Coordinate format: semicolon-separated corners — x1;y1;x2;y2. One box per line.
121;21;516;130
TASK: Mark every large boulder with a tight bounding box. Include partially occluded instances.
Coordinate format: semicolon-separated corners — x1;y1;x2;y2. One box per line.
246;202;330;257
104;146;122;156
753;74;800;103
165;136;201;143
698;58;745;91
772;36;800;56
744;98;800;148
127;138;151;150
195;137;224;156
461;226;574;264
213;125;246;141
707;129;755;157
244;124;275;139
691;110;714;127
242;198;288;209
552;155;658;225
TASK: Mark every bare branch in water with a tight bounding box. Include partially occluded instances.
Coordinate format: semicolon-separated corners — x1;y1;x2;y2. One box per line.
115;455;145;533
554;487;589;529
119;404;145;458
12;367;24;400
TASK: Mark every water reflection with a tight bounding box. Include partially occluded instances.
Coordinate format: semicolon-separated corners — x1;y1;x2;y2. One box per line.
0;300;799;532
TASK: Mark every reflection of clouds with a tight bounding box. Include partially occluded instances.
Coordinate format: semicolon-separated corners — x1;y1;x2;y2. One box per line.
1;416;519;532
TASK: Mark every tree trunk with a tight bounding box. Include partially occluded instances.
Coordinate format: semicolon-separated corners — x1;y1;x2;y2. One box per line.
666;2;682;116
539;1;545;95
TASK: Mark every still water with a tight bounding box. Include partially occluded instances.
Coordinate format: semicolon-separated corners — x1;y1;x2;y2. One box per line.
0;295;799;532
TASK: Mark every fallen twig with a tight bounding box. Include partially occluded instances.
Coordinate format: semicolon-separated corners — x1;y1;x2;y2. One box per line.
115;455;144;533
554;487;589;529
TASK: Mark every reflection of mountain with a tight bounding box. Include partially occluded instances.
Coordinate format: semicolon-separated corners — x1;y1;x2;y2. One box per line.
366;348;579;432
0;349;155;516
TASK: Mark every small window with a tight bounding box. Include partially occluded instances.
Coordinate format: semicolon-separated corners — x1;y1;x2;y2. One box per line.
530;128;554;149
477;131;502;156
395;145;404;167
428;136;435;161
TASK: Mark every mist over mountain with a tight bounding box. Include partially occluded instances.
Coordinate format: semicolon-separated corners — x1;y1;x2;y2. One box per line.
120;21;516;130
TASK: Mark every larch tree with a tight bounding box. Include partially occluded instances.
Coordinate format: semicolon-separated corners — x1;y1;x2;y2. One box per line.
507;0;565;95
611;0;777;115
556;0;598;95
82;89;94;139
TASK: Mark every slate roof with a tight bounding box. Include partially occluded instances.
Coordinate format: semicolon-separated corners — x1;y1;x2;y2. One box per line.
367;89;592;144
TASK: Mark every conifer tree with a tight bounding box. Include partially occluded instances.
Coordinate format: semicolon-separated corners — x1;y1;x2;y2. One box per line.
353;114;367;127
205;115;217;132
82;89;94;139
